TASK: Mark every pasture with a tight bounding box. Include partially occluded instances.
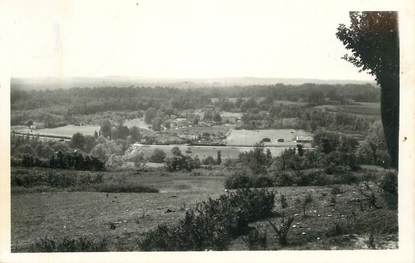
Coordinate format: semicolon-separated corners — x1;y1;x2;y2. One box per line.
11;168;225;252
226;129;312;146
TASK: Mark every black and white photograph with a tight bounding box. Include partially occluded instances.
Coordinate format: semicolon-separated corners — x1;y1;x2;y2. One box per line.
0;0;414;262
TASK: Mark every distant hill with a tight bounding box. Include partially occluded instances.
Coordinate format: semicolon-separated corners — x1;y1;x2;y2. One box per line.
11;76;377;90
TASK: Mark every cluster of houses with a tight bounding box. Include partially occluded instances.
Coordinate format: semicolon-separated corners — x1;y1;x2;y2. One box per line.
161;107;242;131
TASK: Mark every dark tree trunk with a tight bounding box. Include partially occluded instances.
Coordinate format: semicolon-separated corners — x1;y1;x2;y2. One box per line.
379;74;399;169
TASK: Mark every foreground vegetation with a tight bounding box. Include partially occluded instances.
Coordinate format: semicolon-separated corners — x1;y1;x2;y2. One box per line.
11;164;397;252
138;188;275;251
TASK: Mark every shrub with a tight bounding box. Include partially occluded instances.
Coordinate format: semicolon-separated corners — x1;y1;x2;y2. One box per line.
357;182;382;209
242;227;267;250
298;193;314;217
238;145;271;174
202;156;217;166
166;153;199;172
280;194;288;209
268;216;294;246
225;173;252;189
330;185;342;195
224;172;274;189
31;236;108;252
95;183;158;193
149;148;166;163
325;164;351;175
273;171;296;186
138;188;275;251
326;221;351;237
254;176;274;188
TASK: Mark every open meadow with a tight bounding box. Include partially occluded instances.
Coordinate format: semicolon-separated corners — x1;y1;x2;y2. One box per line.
11;167;225;251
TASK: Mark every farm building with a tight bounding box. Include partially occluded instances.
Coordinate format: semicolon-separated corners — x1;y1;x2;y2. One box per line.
221;112;242;124
170;118;192;129
296;135;313;143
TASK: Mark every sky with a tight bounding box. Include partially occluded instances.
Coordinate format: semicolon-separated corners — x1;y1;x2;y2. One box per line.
0;0;383;80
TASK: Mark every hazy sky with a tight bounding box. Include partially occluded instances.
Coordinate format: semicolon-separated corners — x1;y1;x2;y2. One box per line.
1;0;386;80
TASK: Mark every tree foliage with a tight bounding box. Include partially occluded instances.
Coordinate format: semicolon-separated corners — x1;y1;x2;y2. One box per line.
336;11;399;168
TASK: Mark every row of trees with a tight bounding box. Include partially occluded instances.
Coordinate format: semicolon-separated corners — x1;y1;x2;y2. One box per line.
18;151;105;171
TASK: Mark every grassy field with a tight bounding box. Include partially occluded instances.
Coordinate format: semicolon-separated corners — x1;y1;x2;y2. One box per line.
316;102;380;117
11;168;225;251
226;129;312;146
13;124;100;137
11;166;397;251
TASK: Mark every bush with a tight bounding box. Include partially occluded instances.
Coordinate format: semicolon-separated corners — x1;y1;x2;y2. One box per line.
280;194;288;209
138;188;275;251
330;185;342;195
272;169;359;187
149;148;166;163
242;227;267;250
325;164;351;175
95;183;159;193
295;193;313;217
225;173;252;189
268;216;294;246
31;236;108;252
202;156;217;165
165;152;199;172
238;145;271;174
224;171;274;189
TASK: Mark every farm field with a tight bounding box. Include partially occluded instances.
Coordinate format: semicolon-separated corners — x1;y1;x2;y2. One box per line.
273;100;307;106
11;169;225;252
316;102;380;116
12;124;100;137
11;167;397;251
226;129;312;146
